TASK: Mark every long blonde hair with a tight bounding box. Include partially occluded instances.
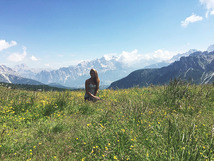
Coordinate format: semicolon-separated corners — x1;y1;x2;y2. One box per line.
90;68;100;86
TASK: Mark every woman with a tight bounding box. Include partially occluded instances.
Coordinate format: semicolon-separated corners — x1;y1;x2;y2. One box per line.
84;69;101;101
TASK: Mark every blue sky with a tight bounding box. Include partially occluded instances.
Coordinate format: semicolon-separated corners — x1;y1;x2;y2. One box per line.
0;0;214;69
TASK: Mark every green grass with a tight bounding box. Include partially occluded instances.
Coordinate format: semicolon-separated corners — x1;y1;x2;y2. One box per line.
0;81;214;160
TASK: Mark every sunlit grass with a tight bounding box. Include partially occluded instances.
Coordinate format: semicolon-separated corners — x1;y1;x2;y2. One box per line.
0;81;214;160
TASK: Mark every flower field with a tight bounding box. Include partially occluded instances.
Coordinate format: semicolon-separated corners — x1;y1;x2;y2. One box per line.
0;81;214;160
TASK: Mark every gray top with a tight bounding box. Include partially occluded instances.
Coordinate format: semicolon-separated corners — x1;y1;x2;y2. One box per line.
84;83;96;98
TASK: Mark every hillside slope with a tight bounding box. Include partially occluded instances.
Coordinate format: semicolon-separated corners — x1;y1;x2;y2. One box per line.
109;51;214;89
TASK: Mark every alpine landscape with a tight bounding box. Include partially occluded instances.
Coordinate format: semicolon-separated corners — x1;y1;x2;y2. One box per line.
0;0;214;160
1;45;213;89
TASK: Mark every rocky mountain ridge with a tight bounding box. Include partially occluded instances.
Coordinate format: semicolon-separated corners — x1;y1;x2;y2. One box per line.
108;51;214;89
9;48;201;88
1;44;213;88
144;49;197;68
12;56;133;88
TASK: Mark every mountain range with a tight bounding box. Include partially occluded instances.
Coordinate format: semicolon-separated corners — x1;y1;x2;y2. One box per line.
0;65;44;85
108;50;214;89
144;49;197;68
5;49;199;87
12;56;134;88
0;44;214;88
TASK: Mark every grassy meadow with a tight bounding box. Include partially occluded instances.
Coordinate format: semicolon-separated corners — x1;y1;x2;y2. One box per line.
0;81;214;161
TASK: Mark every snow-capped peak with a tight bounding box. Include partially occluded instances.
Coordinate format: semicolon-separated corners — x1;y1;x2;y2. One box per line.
170;49;198;62
103;54;119;61
207;44;214;52
0;65;18;75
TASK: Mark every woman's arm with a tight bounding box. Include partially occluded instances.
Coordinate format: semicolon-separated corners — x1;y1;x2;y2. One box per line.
94;80;100;96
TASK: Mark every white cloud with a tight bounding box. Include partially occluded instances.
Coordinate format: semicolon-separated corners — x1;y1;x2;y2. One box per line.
145;49;177;61
0;40;17;52
7;46;27;62
117;49;144;66
107;49;177;67
30;55;39;61
200;0;214;17
181;14;203;27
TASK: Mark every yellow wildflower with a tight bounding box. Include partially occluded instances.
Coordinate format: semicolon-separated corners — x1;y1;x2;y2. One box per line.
114;156;118;160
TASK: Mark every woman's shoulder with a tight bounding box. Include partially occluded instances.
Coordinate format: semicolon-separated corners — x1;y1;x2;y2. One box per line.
85;78;93;84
